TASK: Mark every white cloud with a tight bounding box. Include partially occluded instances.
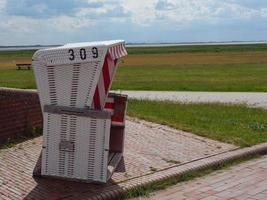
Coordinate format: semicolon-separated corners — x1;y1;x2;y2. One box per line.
48;16;94;32
0;14;94;34
86;0;104;8
78;3;129;19
122;0;157;26
122;0;267;26
224;0;267;9
0;0;6;12
211;1;258;19
159;0;211;22
156;0;177;10
2;0;266;30
261;8;267;17
0;16;42;33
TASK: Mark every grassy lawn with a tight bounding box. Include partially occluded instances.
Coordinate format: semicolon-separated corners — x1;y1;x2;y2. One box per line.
114;62;267;91
0;44;267;91
128;100;267;147
0;69;35;89
0;50;35;58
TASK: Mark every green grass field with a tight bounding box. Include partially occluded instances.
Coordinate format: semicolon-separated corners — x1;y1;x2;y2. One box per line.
113;62;267;91
128;100;267;147
0;50;35;57
0;44;267;91
0;69;35;89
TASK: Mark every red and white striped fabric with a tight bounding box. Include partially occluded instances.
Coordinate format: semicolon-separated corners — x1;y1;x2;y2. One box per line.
92;43;127;110
104;94;127;126
104;96;115;115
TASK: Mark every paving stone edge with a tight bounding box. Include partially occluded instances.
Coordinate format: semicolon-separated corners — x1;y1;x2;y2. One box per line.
90;142;267;200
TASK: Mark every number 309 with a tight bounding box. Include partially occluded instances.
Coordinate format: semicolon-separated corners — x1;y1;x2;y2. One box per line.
68;47;98;61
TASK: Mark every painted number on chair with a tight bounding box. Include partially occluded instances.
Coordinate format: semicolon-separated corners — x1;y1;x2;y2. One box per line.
68;47;98;61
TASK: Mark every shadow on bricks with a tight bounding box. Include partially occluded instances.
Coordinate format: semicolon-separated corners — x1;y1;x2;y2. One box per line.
24;157;126;200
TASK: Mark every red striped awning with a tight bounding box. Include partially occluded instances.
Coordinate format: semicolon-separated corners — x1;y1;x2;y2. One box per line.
92;42;127;110
108;43;127;60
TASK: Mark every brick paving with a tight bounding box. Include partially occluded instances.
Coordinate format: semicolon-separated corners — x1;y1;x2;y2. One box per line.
136;155;267;200
0;118;236;200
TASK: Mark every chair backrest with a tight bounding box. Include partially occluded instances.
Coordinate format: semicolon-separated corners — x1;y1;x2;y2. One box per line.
32;40;127;110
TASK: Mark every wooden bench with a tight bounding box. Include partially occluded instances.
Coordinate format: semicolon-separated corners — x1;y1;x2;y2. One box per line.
16;63;31;70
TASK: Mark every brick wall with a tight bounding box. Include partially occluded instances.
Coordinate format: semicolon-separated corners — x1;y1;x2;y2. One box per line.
0;88;42;143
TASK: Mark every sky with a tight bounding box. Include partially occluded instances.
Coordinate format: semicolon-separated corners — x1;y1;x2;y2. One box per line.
0;0;267;45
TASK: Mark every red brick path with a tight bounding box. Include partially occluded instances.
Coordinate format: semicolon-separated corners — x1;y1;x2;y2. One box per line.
0;118;236;200
138;155;267;200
